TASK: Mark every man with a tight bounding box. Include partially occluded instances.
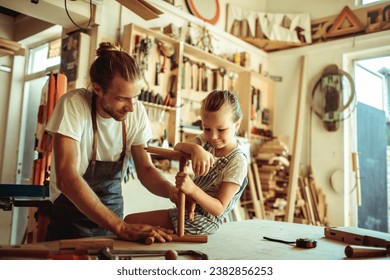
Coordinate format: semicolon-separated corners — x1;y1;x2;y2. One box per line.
45;42;175;242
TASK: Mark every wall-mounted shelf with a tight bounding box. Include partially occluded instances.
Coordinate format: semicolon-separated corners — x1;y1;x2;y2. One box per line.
241;37;307;52
122;23;275;153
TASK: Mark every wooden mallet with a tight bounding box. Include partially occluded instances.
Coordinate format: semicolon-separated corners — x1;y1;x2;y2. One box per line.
145;146;208;244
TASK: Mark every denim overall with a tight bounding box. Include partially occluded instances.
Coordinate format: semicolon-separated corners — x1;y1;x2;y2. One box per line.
45;95;126;240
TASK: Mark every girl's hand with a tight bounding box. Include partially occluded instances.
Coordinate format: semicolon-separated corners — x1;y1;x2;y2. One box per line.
191;147;214;176
175;172;196;196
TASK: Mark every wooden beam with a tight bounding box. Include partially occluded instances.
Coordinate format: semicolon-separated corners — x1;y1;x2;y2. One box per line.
116;0;161;20
285;56;307;222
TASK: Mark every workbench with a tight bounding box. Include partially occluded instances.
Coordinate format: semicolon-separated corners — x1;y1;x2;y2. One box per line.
29;219;390;260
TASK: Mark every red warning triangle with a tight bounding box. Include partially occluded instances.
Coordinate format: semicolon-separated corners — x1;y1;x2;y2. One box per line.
328;6;365;38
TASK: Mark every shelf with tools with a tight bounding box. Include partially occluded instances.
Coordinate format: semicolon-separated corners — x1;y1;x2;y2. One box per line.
122;23;180;146
237;71;275;155
122;23;274;151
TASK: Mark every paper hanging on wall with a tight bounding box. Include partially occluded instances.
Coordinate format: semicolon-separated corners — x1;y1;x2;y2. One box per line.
226;4;311;44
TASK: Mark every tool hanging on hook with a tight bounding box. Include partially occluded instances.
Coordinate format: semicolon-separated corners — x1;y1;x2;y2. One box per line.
309;64;356;132
156;39;174;73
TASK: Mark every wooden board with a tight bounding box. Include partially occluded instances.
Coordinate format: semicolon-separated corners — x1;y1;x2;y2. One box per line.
241;37;306;52
251;161;266;219
324;226;390;248
285;56;307;222
116;0;161;20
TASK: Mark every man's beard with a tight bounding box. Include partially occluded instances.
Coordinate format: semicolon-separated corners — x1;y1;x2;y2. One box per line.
101;101;127;121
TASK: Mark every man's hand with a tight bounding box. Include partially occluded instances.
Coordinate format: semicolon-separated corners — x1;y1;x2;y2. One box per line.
168;186;179;205
116;222;174;243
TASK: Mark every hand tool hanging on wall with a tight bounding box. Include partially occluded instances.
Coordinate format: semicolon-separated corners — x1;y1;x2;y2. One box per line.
196;62;202;91
250;86;256;121
168;74;177;100
163;74;177;107
190;60;196;90
212;68;219;89
156;39;174;73
170;50;178;70
138;88;146;101
133;34;141;63
219;67;226;90
228;72;236;91
155;62;161;85
153;92;167;127
138;36;153;89
256;88;262;123
181;56;189;89
201;63;208;92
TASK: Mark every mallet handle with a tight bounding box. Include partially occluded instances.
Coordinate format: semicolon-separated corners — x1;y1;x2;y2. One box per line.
345;245;388;258
177;157;187;237
145;234;208;245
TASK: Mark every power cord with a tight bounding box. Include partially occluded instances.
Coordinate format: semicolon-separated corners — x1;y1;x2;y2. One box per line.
64;0;93;30
263;236;317;248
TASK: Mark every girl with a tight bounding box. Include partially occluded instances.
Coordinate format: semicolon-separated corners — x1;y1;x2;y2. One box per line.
124;89;248;235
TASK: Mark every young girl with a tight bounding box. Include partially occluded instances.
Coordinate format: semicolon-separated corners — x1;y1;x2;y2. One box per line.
124;90;248;235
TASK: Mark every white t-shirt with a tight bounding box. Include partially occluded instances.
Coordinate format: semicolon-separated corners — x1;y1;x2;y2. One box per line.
45;88;152;201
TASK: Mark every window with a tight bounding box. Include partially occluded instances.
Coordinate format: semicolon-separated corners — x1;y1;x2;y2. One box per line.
360;0;381;5
27;39;61;75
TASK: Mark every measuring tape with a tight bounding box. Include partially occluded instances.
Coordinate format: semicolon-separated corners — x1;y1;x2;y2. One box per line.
263;236;317;249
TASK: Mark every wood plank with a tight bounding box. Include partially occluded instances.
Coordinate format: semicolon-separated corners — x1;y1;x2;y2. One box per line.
116;0;160;20
241;37;306;52
296;180;309;222
245;164;262;218
303;185;316;225
285;56;307;222
304;177;320;225
251;161;266;219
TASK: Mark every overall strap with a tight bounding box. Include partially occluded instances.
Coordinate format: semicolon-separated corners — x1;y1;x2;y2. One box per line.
91;94;126;165
193;143;244;191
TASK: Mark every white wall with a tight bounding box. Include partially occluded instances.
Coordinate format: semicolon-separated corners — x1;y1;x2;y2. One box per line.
268;30;390;226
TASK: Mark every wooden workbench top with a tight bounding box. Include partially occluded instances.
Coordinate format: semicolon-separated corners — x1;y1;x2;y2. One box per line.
37;219;389;260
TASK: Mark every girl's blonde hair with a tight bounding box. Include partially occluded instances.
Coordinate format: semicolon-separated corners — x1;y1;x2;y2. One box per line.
201;89;243;123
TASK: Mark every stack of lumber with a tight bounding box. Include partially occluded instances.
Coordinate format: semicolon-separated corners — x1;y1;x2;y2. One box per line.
295;166;327;226
240;161;266;220
240;138;328;225
0;37;25;57
252;139;290;220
